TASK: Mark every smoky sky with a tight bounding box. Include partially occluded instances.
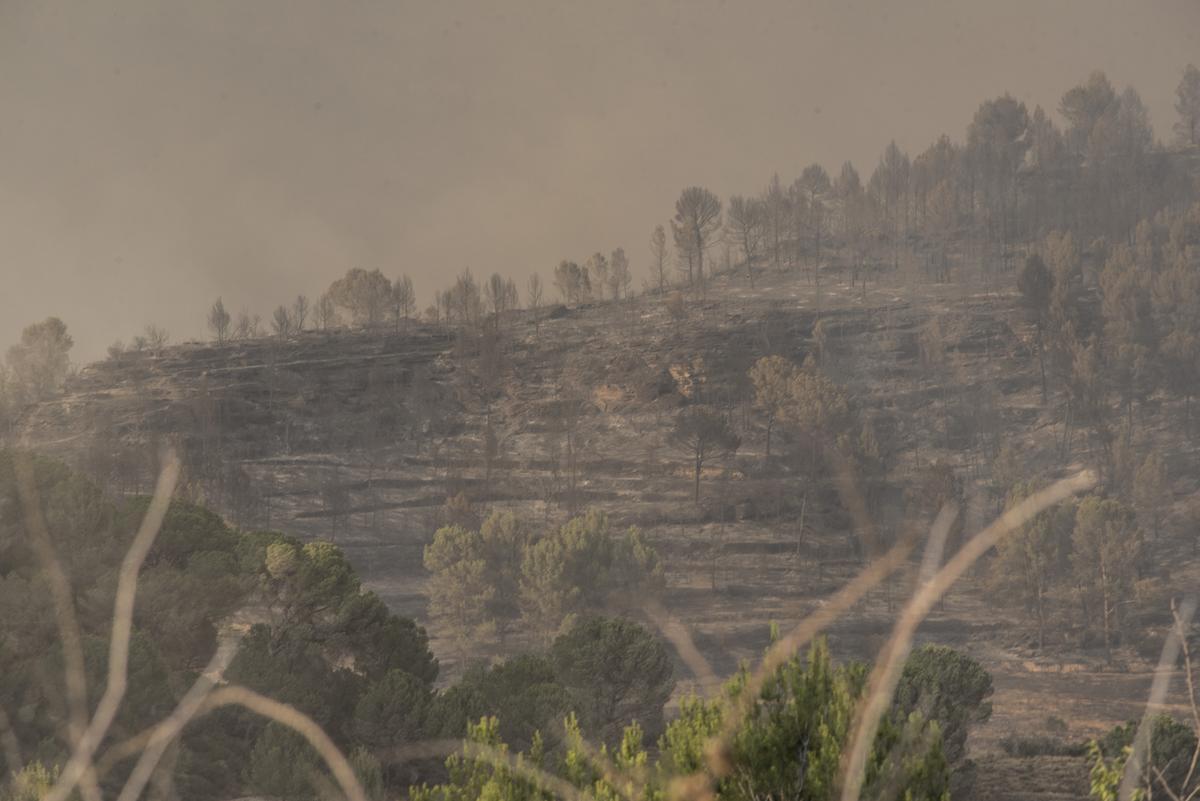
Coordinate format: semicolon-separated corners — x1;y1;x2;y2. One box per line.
2;0;1198;362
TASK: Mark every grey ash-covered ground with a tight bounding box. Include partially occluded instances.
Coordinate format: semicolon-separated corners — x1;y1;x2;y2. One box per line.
17;263;1200;800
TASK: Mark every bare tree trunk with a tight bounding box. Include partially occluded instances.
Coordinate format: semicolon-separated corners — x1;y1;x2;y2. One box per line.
1035;581;1046;650
1100;557;1112;662
1036;325;1047;403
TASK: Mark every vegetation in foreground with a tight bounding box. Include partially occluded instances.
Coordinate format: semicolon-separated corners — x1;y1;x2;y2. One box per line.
0;452;1013;801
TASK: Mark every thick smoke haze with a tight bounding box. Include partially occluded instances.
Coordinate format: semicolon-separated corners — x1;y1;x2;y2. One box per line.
1;0;1197;361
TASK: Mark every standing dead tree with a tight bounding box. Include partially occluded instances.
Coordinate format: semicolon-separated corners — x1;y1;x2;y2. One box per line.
671;187;722;289
668;406;740;503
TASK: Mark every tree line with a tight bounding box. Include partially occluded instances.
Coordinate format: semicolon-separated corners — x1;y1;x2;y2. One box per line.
147;64;1200;358
3;65;1197;414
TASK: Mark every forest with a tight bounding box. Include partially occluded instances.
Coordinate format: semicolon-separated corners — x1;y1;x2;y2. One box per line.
4;57;1200;801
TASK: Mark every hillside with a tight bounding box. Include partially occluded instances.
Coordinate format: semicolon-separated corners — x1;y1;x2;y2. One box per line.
14;261;1200;798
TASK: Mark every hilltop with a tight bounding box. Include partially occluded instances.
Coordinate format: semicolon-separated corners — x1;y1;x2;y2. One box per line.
13;259;1200;801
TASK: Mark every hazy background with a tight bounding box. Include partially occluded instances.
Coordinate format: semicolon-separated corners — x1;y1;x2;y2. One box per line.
2;0;1198;362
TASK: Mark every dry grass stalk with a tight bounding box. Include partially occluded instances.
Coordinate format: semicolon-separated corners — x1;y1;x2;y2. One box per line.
708;533;920;776
200;685;369;801
838;470;1096;801
43;450;180;801
1173;600;1200;800
12;450;1096;801
94;631;242;780
14;453;104;801
1120;597;1199;801
641;598;721;694
837;504;958;801
112;630;244;801
1154;765;1185;801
